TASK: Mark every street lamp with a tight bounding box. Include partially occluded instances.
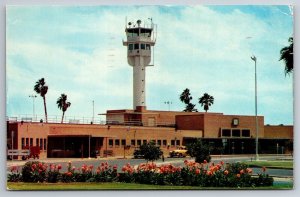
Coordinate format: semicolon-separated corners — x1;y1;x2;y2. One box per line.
164;101;172;111
29;95;37;119
251;55;259;161
92;100;94;124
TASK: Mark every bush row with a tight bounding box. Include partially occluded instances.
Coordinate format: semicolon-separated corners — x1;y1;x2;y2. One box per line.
7;160;273;188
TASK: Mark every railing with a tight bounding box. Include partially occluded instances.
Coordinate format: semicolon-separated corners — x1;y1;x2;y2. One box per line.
6;115;176;127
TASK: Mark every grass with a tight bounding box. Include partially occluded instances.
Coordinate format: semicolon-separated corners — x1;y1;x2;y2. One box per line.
7;182;293;190
243;161;293;169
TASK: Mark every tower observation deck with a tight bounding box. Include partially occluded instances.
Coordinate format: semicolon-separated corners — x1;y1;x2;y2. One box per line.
123;19;157;110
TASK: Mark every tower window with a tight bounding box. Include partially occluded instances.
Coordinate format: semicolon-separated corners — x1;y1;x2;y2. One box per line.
141;44;145;50
134;43;139;50
146;44;150;50
128;44;133;50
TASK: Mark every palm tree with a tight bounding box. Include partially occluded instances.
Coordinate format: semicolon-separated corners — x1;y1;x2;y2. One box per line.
56;93;71;123
279;37;293;75
180;88;192;104
34;78;48;122
199;93;214;112
180;88;197;112
184;103;198;112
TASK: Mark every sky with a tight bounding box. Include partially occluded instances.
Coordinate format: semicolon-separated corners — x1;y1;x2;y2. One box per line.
6;5;293;125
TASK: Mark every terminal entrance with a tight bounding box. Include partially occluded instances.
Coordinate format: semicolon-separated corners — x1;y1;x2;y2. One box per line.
47;136;103;158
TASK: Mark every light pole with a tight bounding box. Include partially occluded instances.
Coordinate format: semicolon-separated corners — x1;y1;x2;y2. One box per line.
92;100;94;123
164;101;172;111
251;55;259;161
29;95;37;119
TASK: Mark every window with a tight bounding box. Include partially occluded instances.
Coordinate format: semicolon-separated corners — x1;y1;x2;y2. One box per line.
232;129;240;137
141;43;145;50
36;139;39;147
21;138;25;148
222;129;231;137
44;139;47;150
40;138;43;150
115;139;120;147
171;140;175;146
157;140;161;146
131;139;136;146
146;44;150;50
137;140;141;146
30;138;33;146
121;139;126;146
26;138;29;146
150;139;155;144
109;139;113;147
143;140;147;144
242;129;250;137
163;140;167;146
128;44;133;50
176;140;180;146
134;43;139;50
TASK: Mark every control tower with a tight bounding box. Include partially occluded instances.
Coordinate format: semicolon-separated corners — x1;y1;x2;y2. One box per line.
123;19;156;111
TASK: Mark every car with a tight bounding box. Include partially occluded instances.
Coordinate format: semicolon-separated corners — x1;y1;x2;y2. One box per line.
133;149;144;159
169;146;188;158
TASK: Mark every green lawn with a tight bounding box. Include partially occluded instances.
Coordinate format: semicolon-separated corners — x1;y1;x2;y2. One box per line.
243;161;293;169
7;182;293;190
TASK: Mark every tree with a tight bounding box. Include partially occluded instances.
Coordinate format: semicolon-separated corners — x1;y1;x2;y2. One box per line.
184;103;198;112
180;88;197;112
56;93;71;123
186;139;211;163
180;88;192;104
199;93;214;112
34;78;48;122
279;37;293;75
139;141;162;163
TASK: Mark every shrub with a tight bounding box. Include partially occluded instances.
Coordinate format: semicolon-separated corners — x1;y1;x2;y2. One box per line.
186;139;211;163
139;141;163;162
7;166;22;182
21;161;47;183
94;162;118;182
47;164;61;183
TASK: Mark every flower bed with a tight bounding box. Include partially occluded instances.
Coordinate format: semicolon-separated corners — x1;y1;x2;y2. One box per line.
7;160;273;188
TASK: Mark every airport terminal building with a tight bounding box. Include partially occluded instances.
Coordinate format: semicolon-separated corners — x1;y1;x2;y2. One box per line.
6;19;293;159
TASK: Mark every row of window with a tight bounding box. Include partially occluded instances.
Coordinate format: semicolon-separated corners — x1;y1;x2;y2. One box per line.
221;129;251;138
108;139;181;148
21;138;47;150
128;43;151;50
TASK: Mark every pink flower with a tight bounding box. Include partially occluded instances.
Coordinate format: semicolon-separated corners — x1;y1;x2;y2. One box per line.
195;169;200;175
224;170;229;175
236;174;241;178
246;168;253;174
57;164;62;170
240;169;244;174
203;160;207;164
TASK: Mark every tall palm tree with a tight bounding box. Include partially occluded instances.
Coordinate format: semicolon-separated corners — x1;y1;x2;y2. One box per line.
56;93;71;123
180;88;192;104
279;37;293;75
199;93;214;112
34;78;48;122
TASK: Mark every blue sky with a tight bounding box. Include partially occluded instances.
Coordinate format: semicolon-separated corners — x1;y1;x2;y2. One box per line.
6;5;293;125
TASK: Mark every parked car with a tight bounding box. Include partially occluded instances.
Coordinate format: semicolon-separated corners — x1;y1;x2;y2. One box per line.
169;146;188;158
